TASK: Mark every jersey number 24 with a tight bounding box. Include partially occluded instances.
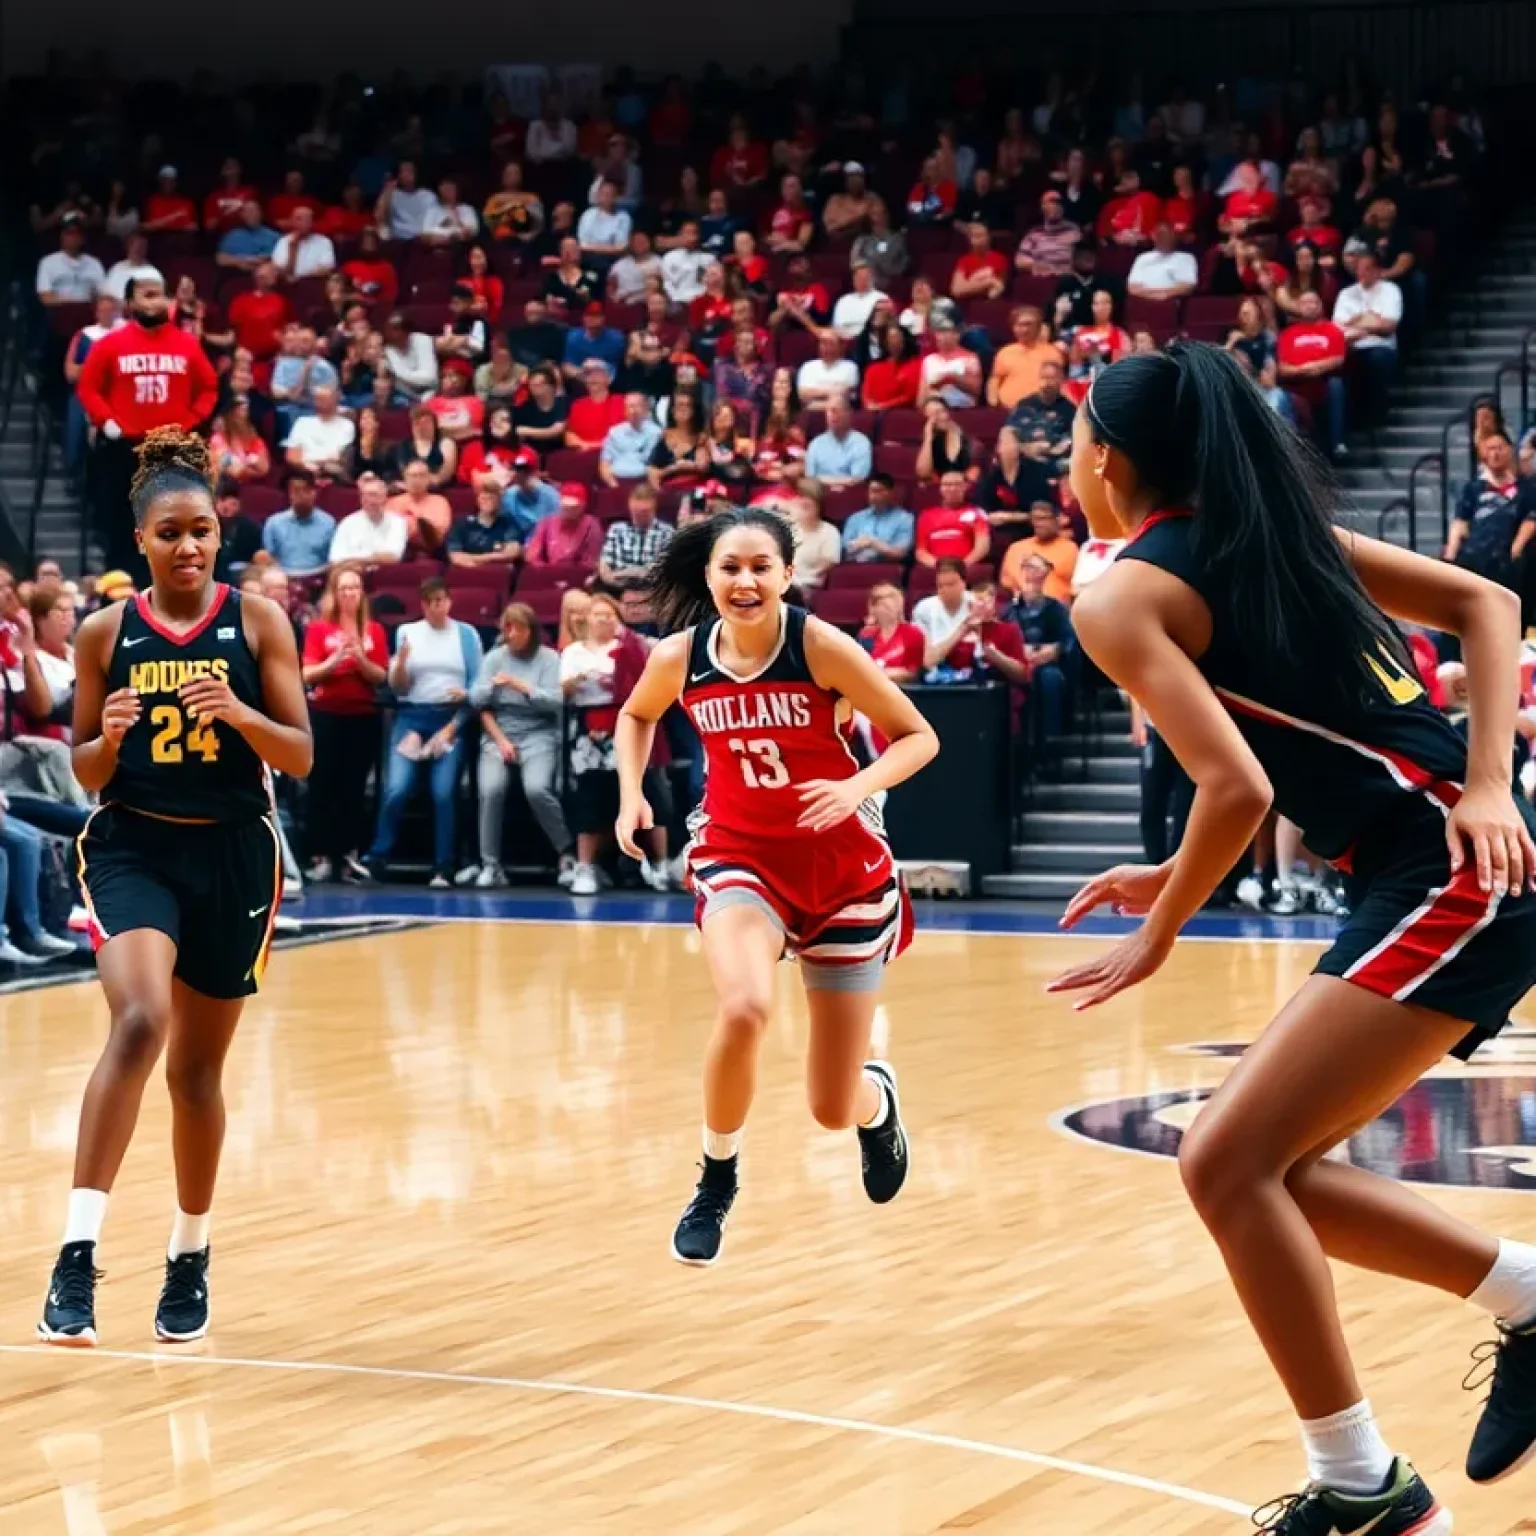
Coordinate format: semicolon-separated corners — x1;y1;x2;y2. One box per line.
729;737;789;789
150;704;221;764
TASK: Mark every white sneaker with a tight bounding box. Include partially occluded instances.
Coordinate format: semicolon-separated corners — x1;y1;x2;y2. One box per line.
569;863;599;896
453;864;482;886
0;940;48;966
307;858;333;883
475;863;506;889
556;855;578;888
640;858;670;892
1267;885;1303;916
23;932;76;957
427;872;450;891
1235;875;1265;911
667;852;690;888
342;853;371;882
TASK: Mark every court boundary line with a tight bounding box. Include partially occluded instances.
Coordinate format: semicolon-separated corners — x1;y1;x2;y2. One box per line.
0;1342;1252;1517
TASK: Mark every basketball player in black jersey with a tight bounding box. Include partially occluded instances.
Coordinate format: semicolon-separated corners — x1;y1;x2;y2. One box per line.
38;429;311;1348
1045;344;1536;1534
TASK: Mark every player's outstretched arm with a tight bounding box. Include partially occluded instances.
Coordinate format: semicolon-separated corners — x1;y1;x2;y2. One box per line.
615;632;688;858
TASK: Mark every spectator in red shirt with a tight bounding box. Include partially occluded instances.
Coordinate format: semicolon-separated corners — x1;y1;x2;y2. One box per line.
227;260;290;365
710;117;769;191
914;470;990;566
862;323;922;411
565;357;626;447
859;583;926;682
203;157;257;233
649;76;692;148
463;244;505;321
938;579;1029;685
268;170;325;233
763;174;815;256
320;183;373;241
907;156;958;224
458;404;521;484
143;166;198;231
1071;289;1132;368
1287;196;1342;264
729;228;770;294
1161;164;1205;246
1219;161;1278;235
1277;290;1349;458
1095;173;1163;247
769;254;831;336
341;228;399;310
951;222;1008;302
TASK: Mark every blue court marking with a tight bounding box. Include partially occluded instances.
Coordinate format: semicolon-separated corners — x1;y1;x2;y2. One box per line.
293;887;1341;944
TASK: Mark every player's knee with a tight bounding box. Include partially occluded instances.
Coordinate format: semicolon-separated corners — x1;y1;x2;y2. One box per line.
1177;1117;1250;1224
806;1083;858;1131
109;1002;170;1076
166;1054;223;1109
716;990;771;1043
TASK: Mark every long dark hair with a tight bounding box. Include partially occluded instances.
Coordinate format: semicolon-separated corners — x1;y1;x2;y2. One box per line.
645;506;795;634
1084;342;1406;705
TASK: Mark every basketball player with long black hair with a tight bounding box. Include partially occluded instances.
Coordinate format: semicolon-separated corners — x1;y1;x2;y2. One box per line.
616;507;937;1266
1048;343;1536;1533
39;428;311;1347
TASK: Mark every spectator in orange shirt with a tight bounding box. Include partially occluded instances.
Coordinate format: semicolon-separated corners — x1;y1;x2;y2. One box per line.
143;166;198;231
987;307;1063;409
387;459;453;554
1000;501;1078;602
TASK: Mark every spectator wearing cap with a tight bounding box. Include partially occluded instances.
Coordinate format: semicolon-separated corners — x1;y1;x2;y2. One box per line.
804;396;873;487
375;161;436;241
447;477;525;567
831;261;888;342
951;222;1008;305
822;163;883;241
500;446;561;536
388;460;454;553
600;392;663;485
660;219;712;305
426;364;485;443
285;382;356;479
608;230;663;305
271;205;336;284
599;483;673;588
35;216;104;305
566;359;626;448
263;468;337;574
382;312;439;401
562;303;625;385
422;178;479;245
796;331;860;411
577;180;632;266
1127;223;1199;302
217;201;280;272
143;166;198;231
328;473;409;565
526;483;605;566
919;315;983;409
1015;192;1081;277
914;472;990;568
842;474;915;563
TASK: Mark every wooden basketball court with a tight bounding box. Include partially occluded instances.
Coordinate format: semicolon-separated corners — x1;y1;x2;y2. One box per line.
1;914;1532;1533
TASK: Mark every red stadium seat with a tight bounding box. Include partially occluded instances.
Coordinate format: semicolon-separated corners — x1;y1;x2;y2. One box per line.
954;407;1008;443
806;587;873;630
874;443;919;480
1125;295;1181;340
316;484;356;516
879;409;927;445
236;485;286;523
544;448;600;484
1183;294;1242;342
826;561;903;590
591;483;638;524
516;563;593;593
823;483;870;525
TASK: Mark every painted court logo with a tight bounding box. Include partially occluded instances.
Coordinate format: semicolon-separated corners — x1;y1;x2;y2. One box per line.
1058;1029;1536;1192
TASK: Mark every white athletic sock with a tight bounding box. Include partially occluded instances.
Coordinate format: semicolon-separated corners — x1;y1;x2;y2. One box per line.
1468;1238;1536;1329
859;1070;890;1129
168;1208;210;1260
702;1126;739;1162
1299;1400;1395;1495
62;1189;108;1248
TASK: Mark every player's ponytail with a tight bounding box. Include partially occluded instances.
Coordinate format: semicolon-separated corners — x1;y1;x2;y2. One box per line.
646;505;797;634
129;427;214;523
1085;342;1406;708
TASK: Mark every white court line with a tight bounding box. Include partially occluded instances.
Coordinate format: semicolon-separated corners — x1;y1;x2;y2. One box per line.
0;1343;1252;1517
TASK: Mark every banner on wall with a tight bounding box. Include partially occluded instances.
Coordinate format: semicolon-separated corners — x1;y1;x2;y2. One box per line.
485;64;603;119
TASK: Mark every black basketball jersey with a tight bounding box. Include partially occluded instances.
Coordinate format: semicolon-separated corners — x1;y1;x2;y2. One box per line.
1118;512;1470;862
103;584;271;822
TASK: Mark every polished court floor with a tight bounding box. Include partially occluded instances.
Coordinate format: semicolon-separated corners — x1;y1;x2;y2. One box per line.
1;908;1534;1533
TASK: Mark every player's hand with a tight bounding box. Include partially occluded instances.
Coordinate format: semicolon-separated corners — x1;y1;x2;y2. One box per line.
1044;924;1174;1011
1058;863;1171;928
179;674;247;727
102;419;122;440
616;793;653;859
1446;780;1536;896
100;686;141;745
498;737;518;765
796;777;865;832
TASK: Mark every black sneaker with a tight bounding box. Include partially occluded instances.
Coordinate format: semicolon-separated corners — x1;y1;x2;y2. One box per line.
155;1248;210;1342
857;1061;909;1205
1466;1320;1536;1482
1251;1458;1448;1534
670;1156;737;1267
37;1242;101;1347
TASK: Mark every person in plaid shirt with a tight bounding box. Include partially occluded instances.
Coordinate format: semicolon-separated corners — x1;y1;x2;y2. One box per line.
599;483;675;588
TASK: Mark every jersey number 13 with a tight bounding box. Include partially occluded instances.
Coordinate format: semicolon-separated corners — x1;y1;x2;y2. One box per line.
729;737;789;789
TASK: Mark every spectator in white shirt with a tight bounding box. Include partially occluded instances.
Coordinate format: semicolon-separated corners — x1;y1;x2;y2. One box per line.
830;261;888;341
328;473;408;565
35;217;105;305
918;316;983;408
608;230;663;305
271;206;336;283
285;384;357;477
104;233;151;301
422;179;480;245
661;220;712;304
526;100;578;164
789;489;842;587
588;133;644;212
796;330;862;409
911;559;973;661
577;180;632;262
383;312;440;401
1333;250;1402;419
1126;223;1199;300
375;161;436;241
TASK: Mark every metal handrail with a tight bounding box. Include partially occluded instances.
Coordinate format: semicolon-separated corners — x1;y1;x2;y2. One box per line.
1374;496;1410;546
1406;450;1447;553
1520;325;1536;430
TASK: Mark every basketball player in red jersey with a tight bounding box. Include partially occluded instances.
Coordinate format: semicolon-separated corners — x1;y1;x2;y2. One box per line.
616;506;938;1266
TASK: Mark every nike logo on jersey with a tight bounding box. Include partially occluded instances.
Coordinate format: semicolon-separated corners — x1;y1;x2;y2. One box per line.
248;905;268;920
690;670;714;683
121;636;147;648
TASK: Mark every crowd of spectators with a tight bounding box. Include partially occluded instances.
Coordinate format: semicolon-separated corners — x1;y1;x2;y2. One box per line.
11;60;1512;898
